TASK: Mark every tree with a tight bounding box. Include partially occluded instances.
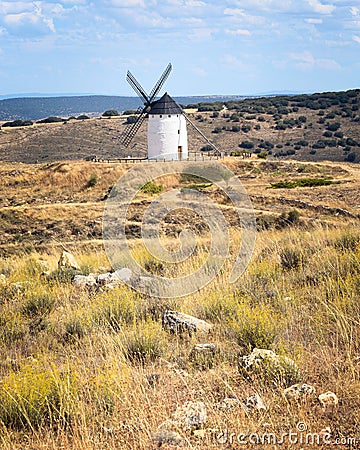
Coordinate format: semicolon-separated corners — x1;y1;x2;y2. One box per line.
102;110;120;117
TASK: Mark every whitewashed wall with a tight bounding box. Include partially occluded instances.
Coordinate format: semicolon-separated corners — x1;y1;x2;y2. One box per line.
148;114;188;160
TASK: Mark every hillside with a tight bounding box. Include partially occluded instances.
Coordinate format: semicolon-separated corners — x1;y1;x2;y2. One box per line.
0;158;359;449
0;89;359;164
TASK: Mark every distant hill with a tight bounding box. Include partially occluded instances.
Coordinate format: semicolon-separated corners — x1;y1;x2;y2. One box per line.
0;95;248;121
0;89;359;164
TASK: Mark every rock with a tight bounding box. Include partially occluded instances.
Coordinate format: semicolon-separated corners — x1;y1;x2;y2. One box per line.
238;348;300;387
318;391;338;408
152;430;184;447
189;343;216;369
111;268;132;283
73;274;97;288
242;393;266;411
173;401;207;429
97;272;113;285
162;310;212;335
284;383;316;402
0;274;6;286
58;250;80;271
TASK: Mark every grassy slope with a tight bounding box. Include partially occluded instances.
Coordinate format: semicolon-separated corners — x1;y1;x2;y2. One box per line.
0;159;359;448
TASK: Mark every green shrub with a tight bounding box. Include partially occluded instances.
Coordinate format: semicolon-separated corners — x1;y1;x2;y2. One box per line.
87;173;98;188
280;247;305;270
102;110;119;117
22;293;56;318
140;181;163;195
271;178;334;189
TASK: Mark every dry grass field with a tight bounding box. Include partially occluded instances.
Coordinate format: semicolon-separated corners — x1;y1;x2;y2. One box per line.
0;155;360;449
0;89;359;449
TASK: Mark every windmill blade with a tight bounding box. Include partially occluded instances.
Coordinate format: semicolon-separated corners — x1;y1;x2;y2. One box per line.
149;63;172;102
120;106;148;148
184;112;221;156
126;71;150;105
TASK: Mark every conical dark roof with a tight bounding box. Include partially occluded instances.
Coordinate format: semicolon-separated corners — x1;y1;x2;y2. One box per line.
149;92;183;115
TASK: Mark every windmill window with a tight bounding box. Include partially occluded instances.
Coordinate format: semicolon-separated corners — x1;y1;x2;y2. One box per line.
168;115;171;118
178;130;180;134
160;115;163;118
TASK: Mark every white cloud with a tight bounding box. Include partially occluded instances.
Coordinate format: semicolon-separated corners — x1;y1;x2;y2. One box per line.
305;18;323;24
353;35;360;43
224;8;245;16
185;0;205;6
308;0;335;15
226;28;251;36
290;50;340;70
350;7;359;16
110;0;145;7
192;66;207;76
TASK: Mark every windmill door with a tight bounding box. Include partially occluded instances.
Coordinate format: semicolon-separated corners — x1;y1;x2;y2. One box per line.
178;146;182;160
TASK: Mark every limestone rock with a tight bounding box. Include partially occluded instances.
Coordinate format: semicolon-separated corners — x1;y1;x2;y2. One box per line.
318;391;338;408
162;310;212;335
97;272;113;285
73;274;97;288
173;401;207;429
58;251;80;271
242;393;266;411
111;268;132;283
238;348;300;386
0;274;6;286
152;430;184;447
284;383;316;401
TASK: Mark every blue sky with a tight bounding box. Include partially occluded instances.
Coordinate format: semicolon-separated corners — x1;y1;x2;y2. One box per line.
0;0;359;96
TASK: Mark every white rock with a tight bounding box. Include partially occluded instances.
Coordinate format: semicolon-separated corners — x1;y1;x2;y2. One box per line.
173;401;207;429
58;250;80;271
73;274;97;288
97;272;113;285
242;393;266;411
284;383;316;401
111;268;133;283
162;310;212;335
318;391;338;408
0;274;6;286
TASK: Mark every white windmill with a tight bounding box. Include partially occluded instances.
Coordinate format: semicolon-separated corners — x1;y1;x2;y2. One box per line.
120;63;218;160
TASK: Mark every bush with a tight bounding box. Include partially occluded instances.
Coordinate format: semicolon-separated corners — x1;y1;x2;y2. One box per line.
22;293;55;318
37;117;63;124
280;247;305;270
87;173;98;188
239;141;254;149
326;121;340;131
140;181;163;195
76;115;90;120
102;110;119;117
257;152;268;159
346;152;356;162
2;120;33;127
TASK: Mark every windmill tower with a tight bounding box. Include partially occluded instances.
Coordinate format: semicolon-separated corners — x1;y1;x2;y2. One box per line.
121;63;218;160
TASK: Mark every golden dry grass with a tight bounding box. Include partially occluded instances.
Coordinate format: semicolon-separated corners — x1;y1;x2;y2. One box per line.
0;159;360;448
